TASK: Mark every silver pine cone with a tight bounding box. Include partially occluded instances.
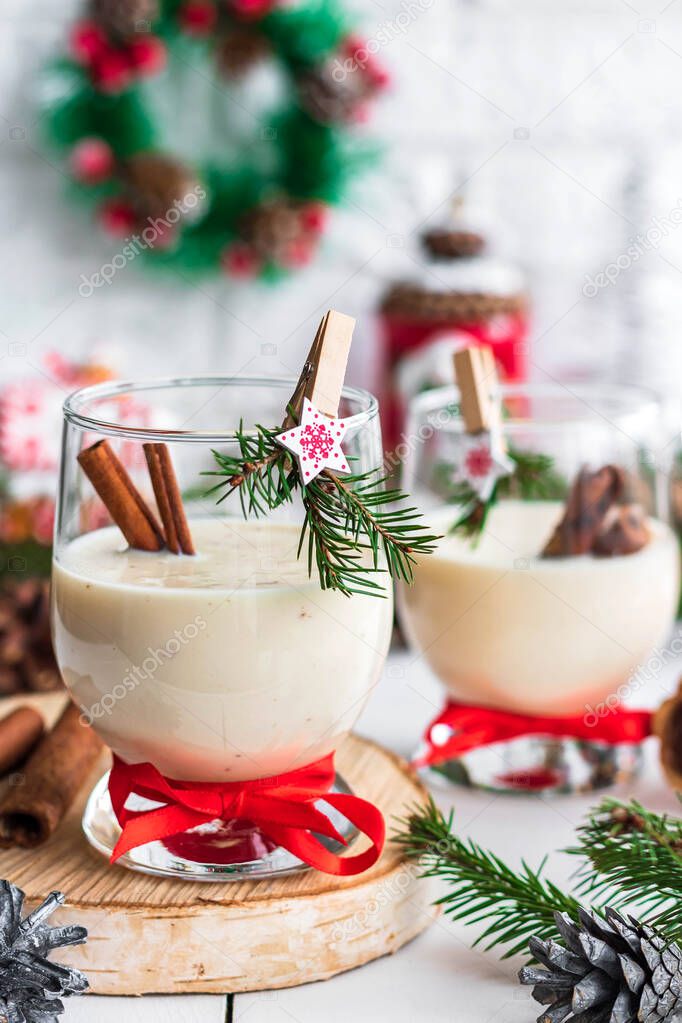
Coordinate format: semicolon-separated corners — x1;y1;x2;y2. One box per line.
0;881;88;1022
519;907;682;1023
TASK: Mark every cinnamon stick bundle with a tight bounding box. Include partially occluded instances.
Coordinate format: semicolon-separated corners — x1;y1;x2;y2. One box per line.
79;438;194;556
0;702;103;847
0;706;44;776
78;439;164;551
143;443;195;555
541;465;625;557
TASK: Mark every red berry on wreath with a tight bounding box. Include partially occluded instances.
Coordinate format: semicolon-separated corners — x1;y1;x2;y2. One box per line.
127;35;167;75
70;137;115;184
99;198;137;236
221;243;261;277
179;1;217;35
148;221;178;250
299;202;327;234
70;19;108;64
230;0;276;21
93;49;133;92
281;237;314;268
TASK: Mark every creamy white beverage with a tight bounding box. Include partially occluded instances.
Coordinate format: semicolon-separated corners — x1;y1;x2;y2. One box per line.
52;519;393;781
399;500;680;715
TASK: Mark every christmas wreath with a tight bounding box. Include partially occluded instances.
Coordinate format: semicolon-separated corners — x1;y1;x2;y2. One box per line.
41;0;387;278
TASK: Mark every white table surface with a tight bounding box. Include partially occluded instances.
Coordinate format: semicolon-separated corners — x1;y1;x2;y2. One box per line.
63;639;682;1023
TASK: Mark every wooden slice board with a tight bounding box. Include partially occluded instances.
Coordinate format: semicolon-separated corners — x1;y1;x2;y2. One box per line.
0;694;438;995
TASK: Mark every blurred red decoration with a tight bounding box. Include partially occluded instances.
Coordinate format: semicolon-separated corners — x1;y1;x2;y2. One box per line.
127;34;167;75
179;0;217;34
99;198;138;236
70;20;109;63
221;242;262;278
378;228;530;452
230;0;278;21
70;137;115;184
70;17;166;93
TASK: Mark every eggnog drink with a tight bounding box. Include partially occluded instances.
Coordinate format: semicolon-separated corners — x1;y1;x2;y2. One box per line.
52;519;393;781
399;500;679;715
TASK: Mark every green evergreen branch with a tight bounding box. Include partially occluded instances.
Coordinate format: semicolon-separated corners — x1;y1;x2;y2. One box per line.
393;799;582;960
394;797;682;965
205;423;439;597
568;798;682;941
446;446;567;541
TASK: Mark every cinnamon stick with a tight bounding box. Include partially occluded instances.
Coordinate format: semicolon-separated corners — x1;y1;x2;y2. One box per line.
0;706;44;776
143;443;195;555
653;680;682;792
592;504;649;557
78;439;164;551
541;465;624;557
0;702;103;847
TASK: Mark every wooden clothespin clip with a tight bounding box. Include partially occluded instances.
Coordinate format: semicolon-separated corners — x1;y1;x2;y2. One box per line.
453;345;500;436
284;309;355;426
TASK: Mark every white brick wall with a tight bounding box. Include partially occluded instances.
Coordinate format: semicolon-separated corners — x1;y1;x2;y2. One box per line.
2;0;682;419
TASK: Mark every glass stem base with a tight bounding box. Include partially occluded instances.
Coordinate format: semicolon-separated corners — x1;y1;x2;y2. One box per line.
82;771;359;881
418;735;643;795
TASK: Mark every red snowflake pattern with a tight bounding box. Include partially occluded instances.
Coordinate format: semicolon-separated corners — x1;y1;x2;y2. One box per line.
299;423;334;468
464;444;493;478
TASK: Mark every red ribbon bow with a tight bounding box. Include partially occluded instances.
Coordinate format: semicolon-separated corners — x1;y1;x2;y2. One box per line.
108;753;385;876
414;700;653;768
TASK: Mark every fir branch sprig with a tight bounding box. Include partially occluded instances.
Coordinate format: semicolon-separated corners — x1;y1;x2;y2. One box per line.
394;797;682;964
446;446;567;541
568;798;682;942
206;421;293;519
205;421;440;597
394;799;582;960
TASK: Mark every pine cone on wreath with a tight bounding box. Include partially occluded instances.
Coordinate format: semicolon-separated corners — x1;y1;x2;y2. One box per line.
0;580;62;695
215;25;270;78
120;152;203;222
238;197;317;266
519;907;682;1023
90;0;159;39
298;59;376;123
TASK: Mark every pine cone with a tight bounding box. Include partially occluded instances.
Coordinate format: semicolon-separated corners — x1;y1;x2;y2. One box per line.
298;60;376;123
90;0;159;39
121;152;202;222
520;907;682;1023
0;579;62;694
238;198;313;264
215;25;269;78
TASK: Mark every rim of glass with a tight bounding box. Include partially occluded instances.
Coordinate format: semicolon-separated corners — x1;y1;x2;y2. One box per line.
411;380;662;432
63;375;379;443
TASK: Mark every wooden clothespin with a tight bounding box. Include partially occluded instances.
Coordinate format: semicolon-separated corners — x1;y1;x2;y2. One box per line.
453;345;500;435
284;310;355;426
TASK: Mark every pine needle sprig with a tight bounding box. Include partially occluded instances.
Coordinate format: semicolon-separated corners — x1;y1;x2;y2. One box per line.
446;446;567;541
568;798;682;942
394;799;582;960
206;423;440;597
499;449;567;502
205;421;294;518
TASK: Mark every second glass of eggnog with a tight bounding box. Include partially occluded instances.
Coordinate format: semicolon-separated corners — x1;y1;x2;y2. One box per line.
398;382;680;794
51;377;393;879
